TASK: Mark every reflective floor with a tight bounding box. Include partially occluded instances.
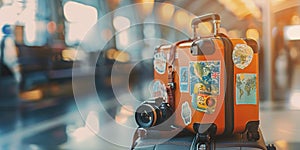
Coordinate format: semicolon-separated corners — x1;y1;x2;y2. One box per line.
1;66;300;150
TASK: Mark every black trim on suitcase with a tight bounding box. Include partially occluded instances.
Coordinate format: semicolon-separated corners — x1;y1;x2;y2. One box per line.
244;38;259;54
219;34;234;136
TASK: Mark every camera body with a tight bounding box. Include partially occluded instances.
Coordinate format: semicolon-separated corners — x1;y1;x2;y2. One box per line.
135;97;173;128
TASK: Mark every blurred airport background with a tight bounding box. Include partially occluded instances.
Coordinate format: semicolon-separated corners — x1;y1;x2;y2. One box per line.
0;0;300;149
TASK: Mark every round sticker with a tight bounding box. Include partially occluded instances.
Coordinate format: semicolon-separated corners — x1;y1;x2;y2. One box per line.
154;52;166;74
191;94;217;114
232;44;254;69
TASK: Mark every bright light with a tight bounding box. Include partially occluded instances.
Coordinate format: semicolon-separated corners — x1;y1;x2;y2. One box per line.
113;16;131;32
20;89;43;101
114;51;130;63
24;21;47;45
241;0;261;18
196;22;213;37
115;115;128;124
85;111;100;134
3;0;13;5
118;30;129;47
290;47;298;60
159;2;175;22
28;144;40;150
219;0;261;19
70;111;100;142
174;10;189;29
24;22;36;43
139;0;154;17
66;21;96;45
291;15;300;25
289;91;300;110
67;23;84;42
284;25;300;40
119;105;134;116
63;1;98;23
63;1;98;45
274;140;288;150
62;48;78;61
17;2;36;24
115;105;134;124
0;5;20;25
246;28;260;41
271;0;286;6
106;48;117;60
71;127;94;142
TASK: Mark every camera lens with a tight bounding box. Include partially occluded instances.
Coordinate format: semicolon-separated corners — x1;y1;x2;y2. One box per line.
135;104;157;128
140;111;151;123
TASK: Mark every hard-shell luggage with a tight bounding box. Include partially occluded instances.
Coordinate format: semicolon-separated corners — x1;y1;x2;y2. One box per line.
134;13;262;149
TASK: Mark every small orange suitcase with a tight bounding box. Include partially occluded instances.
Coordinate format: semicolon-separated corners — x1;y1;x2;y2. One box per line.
135;13;260;149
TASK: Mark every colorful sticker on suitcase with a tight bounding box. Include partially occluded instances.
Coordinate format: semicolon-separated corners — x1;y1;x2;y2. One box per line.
179;67;189;92
181;101;191;126
236;74;257;105
192;94;216;113
154;52;166;74
149;80;167;98
232;44;254;69
189;61;220;96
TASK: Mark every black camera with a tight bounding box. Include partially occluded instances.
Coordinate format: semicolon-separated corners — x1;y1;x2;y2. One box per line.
135;97;173;128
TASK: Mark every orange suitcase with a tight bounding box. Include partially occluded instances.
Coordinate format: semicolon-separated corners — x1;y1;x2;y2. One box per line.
135;13;260;148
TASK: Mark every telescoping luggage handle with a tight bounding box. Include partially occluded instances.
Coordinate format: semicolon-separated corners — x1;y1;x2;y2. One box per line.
191;13;221;39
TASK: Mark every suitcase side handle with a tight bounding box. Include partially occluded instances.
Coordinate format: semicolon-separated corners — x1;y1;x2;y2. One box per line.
191;13;221;39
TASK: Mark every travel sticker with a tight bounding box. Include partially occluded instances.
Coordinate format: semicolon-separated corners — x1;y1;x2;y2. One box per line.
189;61;220;96
179;67;189;92
149;80;167;98
192;94;217;114
232;44;254;69
181;101;192;126
236;74;257;105
154;52;166;74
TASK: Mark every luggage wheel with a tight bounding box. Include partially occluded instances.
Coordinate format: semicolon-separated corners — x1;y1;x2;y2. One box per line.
247;130;260;141
246;121;260;141
266;144;276;150
190;123;217;150
195;141;215;150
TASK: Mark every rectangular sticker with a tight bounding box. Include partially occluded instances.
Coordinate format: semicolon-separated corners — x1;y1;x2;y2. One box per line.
179;67;189;92
236;73;257;105
189;61;220;96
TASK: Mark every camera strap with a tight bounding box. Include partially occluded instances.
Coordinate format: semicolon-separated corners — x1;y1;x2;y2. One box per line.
166;66;175;109
167;40;192;109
